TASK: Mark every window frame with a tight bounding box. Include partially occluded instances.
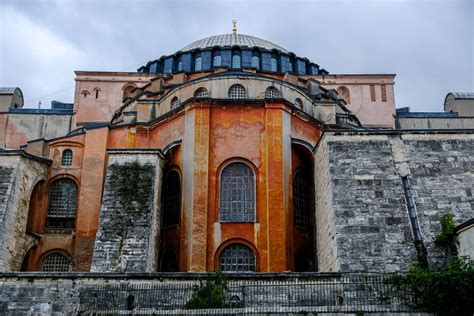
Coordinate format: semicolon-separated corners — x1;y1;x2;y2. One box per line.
216;241;257;273
293;169;311;230
61;149;73;167
228;84;247;99
265;87;280;99
39;251;73;272
194;87;209;98
45;177;78;230
161;168;182;229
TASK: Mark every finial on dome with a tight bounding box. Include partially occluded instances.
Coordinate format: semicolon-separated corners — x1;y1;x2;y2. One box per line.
232;20;237;34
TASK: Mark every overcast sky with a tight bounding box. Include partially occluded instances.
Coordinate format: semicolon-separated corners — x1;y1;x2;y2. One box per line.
0;0;472;111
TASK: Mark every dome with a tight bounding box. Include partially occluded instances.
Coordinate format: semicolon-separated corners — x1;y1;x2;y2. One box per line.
180;33;289;53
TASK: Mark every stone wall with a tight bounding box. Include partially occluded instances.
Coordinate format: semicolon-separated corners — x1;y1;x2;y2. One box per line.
314;132;473;272
0;152;48;271
90;150;163;272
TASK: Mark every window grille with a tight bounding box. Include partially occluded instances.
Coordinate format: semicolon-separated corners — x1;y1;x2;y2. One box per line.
194;56;202;71
41;253;72;272
162;170;181;227
294;98;303;109
171;97;180;109
219;243;256;272
46;179;77;229
213;55;222;67
228;84;247;99
251;56;260;69
194;88;209;98
271;57;277;72
220;162;255;222
232;55;241;68
265;87;279;99
62;149;73;166
294;170;310;229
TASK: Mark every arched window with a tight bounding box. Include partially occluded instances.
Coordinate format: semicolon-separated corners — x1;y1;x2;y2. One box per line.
294;170;310;229
81;90;90;98
41;253;72;272
294;98;303;109
232;54;241;68
213;55;222;67
171;97;180;109
177;58;183;72
271;57;278;72
162;170;181;227
61;149;73;166
251;56;260;69
93;87;101;99
265;87;280;99
194;55;202;71
160;249;178;272
46;179;77;229
228;84;247;99
337;86;351;104
219;243;256;272
194;87;209;98
220;162;255;222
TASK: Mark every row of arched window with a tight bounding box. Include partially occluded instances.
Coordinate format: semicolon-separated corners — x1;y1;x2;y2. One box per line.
170;85;304;109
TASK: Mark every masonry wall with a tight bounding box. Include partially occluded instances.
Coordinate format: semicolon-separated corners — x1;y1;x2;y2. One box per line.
314;132;473;272
0;154;48;271
90;151;163;272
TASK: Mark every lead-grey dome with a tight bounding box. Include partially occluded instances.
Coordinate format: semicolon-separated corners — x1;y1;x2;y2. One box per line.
180;33;289;53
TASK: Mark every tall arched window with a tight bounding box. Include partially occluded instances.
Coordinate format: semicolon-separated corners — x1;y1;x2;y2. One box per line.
219;243;256;272
160;249;178;272
194;55;202;71
232;54;241;68
337;86;351;104
171;97;180;109
293;170;310;229
41;252;72;272
46;179;77;229
228;84;247;99
251;56;260;69
271;57;278;72
265;87;280;99
220;162;255;222
176;58;183;72
194;87;209;98
61;149;73;166
213;55;222;67
161;170;181;227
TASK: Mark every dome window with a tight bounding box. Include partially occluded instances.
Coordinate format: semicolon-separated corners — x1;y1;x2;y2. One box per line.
213;55;222;67
228;84;247;99
265;87;280;99
194;55;202;71
176;58;183;72
171;97;181;109
294;98;303;109
251;56;260;69
271;57;278;72
194;88;209;98
232;54;241;69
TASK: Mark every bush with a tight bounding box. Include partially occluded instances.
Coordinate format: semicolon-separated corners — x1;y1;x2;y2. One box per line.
184;272;228;309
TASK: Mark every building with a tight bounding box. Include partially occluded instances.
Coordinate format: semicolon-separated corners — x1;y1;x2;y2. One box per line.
0;29;472;276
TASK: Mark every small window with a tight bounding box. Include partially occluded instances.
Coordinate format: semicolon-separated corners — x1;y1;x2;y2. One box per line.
232;55;241;68
370;85;376;102
294;98;303;109
213;55;222;67
228;84;247;99
81;90;90;98
265;87;280;99
62;149;73;166
162;170;181;227
41;253;72;272
289;61;294;72
271;57;277;72
195;56;202;71
219;243;256;272
381;84;387;102
46;179;77;229
171;97;180;109
177;59;183;72
251;56;260;69
194;88;209;98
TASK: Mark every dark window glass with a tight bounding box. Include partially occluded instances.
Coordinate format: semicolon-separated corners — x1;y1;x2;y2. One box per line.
62;149;73;166
162;170;181;227
294;170;310;229
219;243;256;272
160;249;178;272
220;162;255;222
46;179;77;229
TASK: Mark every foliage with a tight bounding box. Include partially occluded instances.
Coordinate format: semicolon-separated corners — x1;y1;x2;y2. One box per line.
435;213;458;248
184;272;229;309
386;256;474;315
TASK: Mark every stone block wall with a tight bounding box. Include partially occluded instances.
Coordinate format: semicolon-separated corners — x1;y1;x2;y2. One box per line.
90;150;163;272
0;153;48;271
314;132;473;272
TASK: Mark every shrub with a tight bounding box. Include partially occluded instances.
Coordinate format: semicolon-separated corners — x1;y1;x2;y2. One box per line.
184;272;228;309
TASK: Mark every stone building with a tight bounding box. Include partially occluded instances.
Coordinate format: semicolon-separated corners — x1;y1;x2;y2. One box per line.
0;29;472;275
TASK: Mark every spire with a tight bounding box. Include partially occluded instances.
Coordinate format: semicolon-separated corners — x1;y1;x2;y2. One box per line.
232;20;237;34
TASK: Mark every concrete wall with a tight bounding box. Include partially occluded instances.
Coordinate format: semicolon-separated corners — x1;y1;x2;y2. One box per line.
0;153;48;271
90;150;163;272
314;132;474;272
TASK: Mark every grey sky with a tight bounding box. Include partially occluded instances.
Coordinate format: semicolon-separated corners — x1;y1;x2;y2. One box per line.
0;0;472;112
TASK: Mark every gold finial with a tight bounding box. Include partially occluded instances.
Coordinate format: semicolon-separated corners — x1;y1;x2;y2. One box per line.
232;20;237;34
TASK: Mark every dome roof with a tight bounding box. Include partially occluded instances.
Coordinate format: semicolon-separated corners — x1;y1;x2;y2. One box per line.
180;33;289;53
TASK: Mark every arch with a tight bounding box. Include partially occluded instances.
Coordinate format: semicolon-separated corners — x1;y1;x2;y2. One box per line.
26;180;46;232
39;251;72;272
194;54;202;71
265;87;280;99
161;169;181;228
232;54;241;68
45;179;78;229
213;55;222;67
161;139;182;156
251;55;260;69
61;149;73;166
337;86;351;104
81;90;90;98
194;87;209;98
171;96;180;109
228;84;247;99
294;98;303;109
160;248;178;272
93;87;101;99
219;160;256;222
122;82;137;100
293;169;310;229
217;242;256;272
